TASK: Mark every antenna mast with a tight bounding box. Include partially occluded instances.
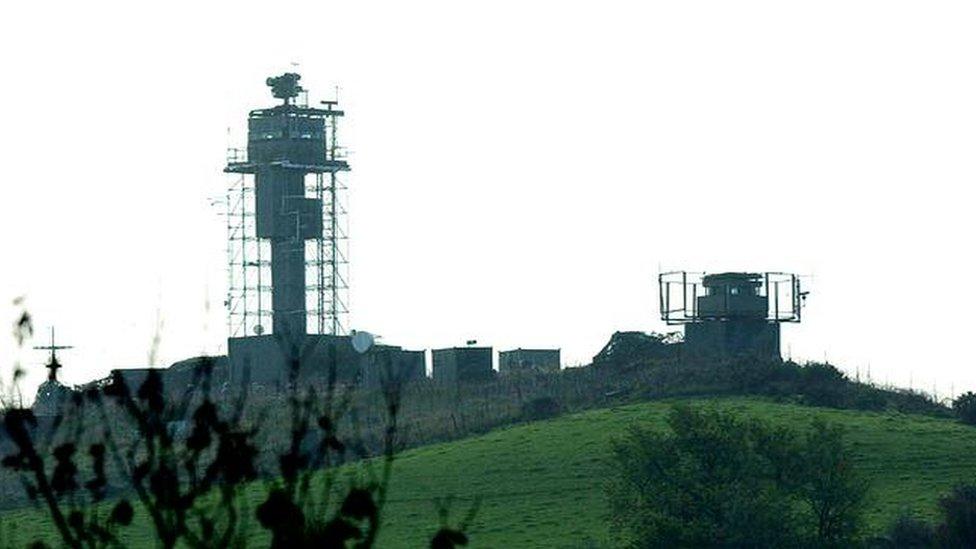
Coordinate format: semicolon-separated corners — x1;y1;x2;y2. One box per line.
33;327;73;382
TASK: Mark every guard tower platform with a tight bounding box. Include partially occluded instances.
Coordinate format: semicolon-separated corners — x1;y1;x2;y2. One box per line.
659;271;806;359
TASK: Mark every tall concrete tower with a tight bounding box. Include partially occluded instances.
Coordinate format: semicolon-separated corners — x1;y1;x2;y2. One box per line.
225;73;352;383
226;73;349;340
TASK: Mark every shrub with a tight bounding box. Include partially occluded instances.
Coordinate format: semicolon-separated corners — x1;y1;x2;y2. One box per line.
884;513;935;548
727;356;796;393
952;392;976;425
850;386;888;412
798;363;849;407
935;484;976;547
521;396;562;421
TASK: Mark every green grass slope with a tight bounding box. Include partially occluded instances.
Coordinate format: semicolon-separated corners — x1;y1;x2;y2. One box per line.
374;397;976;547
3;397;976;547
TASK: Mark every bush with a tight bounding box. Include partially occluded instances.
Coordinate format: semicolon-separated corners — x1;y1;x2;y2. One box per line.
727;356;797;393
883;484;976;548
884;513;935;548
798;363;849;407
521;396;562;421
850;386;888;411
952;392;976;425
935;484;976;547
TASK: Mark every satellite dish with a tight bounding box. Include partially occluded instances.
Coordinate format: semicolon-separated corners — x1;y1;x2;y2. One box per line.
253;324;265;335
351;331;375;354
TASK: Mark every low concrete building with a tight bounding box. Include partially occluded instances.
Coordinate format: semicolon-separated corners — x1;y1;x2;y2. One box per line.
498;348;560;375
228;334;360;386
359;348;426;388
432;346;493;383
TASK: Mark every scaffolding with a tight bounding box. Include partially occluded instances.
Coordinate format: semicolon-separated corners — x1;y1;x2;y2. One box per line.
226;93;349;338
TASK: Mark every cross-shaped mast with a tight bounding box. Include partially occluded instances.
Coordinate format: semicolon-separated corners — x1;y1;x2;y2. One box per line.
33;327;73;382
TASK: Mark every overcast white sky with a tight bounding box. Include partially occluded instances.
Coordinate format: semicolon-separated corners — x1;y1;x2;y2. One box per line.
1;1;975;399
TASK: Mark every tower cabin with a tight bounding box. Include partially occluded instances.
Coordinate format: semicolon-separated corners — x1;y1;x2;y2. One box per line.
659;271;805;360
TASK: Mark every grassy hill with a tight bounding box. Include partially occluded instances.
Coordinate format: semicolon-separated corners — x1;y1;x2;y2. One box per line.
372;397;976;547
3;397;976;547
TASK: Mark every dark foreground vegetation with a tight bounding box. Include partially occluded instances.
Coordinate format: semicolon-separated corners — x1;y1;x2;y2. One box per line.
1;311;472;548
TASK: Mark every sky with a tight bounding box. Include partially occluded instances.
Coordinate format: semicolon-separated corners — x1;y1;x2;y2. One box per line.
1;1;975;401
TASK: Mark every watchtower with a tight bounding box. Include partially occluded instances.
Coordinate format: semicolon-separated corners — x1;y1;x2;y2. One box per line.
659;271;806;359
225;74;354;384
226;72;349;340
